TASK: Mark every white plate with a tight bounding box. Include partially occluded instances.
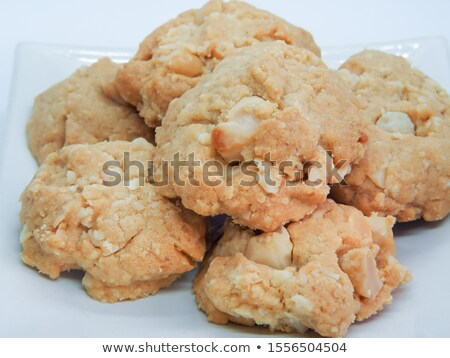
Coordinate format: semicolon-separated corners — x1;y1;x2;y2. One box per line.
1;38;449;338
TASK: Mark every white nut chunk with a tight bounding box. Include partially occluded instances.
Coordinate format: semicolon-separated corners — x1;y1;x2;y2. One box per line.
376;111;415;135
368;167;387;189
290;294;313;315
168;49;203;77
211;96;275;161
340;247;383;299
368;215;396;257
368;215;395;241
245;226;293;269
348;210;372;240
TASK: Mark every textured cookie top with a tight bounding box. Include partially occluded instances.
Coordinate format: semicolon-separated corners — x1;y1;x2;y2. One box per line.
337;50;450;138
194;200;410;337
333;50;450;221
20;139;206;302
115;0;320;126
155;41;365;231
27;58;154;164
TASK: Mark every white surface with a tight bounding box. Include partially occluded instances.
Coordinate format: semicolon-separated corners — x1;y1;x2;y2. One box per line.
1;38;449;338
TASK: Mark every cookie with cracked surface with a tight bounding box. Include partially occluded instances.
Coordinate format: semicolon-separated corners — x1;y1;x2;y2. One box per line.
154;41;365;232
20;139;206;303
332;50;450;221
193;200;410;337
115;0;321;127
27;57;154;164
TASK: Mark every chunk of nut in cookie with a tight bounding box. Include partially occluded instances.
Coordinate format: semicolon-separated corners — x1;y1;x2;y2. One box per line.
367;215;396;257
348;210;372;240
340;247;383;299
245;226;293;269
290;294;313;315
368;154;391;189
368;215;395;241
168;49;203;77
211;96;276;161
376;111;415;135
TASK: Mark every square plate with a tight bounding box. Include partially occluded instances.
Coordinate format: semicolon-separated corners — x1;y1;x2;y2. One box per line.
1;38;449;338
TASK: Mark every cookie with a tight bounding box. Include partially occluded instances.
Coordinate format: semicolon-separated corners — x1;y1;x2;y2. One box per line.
154;41;365;232
332;50;450;221
27;57;154;164
193;200;410;337
115;0;321;127
20;139;206;303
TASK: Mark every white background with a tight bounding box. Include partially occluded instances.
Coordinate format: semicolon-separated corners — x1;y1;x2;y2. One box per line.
1;0;450;140
1;0;450;339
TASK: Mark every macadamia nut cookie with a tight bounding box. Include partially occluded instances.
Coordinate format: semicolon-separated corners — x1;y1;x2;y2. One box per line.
332;50;450;221
194;200;410;337
28;57;154;164
20;139;206;303
115;0;320;127
154;42;365;231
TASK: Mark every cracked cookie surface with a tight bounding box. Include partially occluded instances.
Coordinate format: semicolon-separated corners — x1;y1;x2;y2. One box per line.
28;57;154;164
115;0;320;127
194;200;410;337
20;139;206;302
154;42;365;231
332;50;450;221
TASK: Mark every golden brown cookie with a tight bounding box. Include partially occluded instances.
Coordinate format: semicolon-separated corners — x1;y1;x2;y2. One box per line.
332;50;450;221
194;200;410;337
20;139;206;303
115;0;321;127
154;41;365;232
27;57;154;164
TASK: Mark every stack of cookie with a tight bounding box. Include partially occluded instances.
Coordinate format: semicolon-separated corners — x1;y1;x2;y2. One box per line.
19;0;449;337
